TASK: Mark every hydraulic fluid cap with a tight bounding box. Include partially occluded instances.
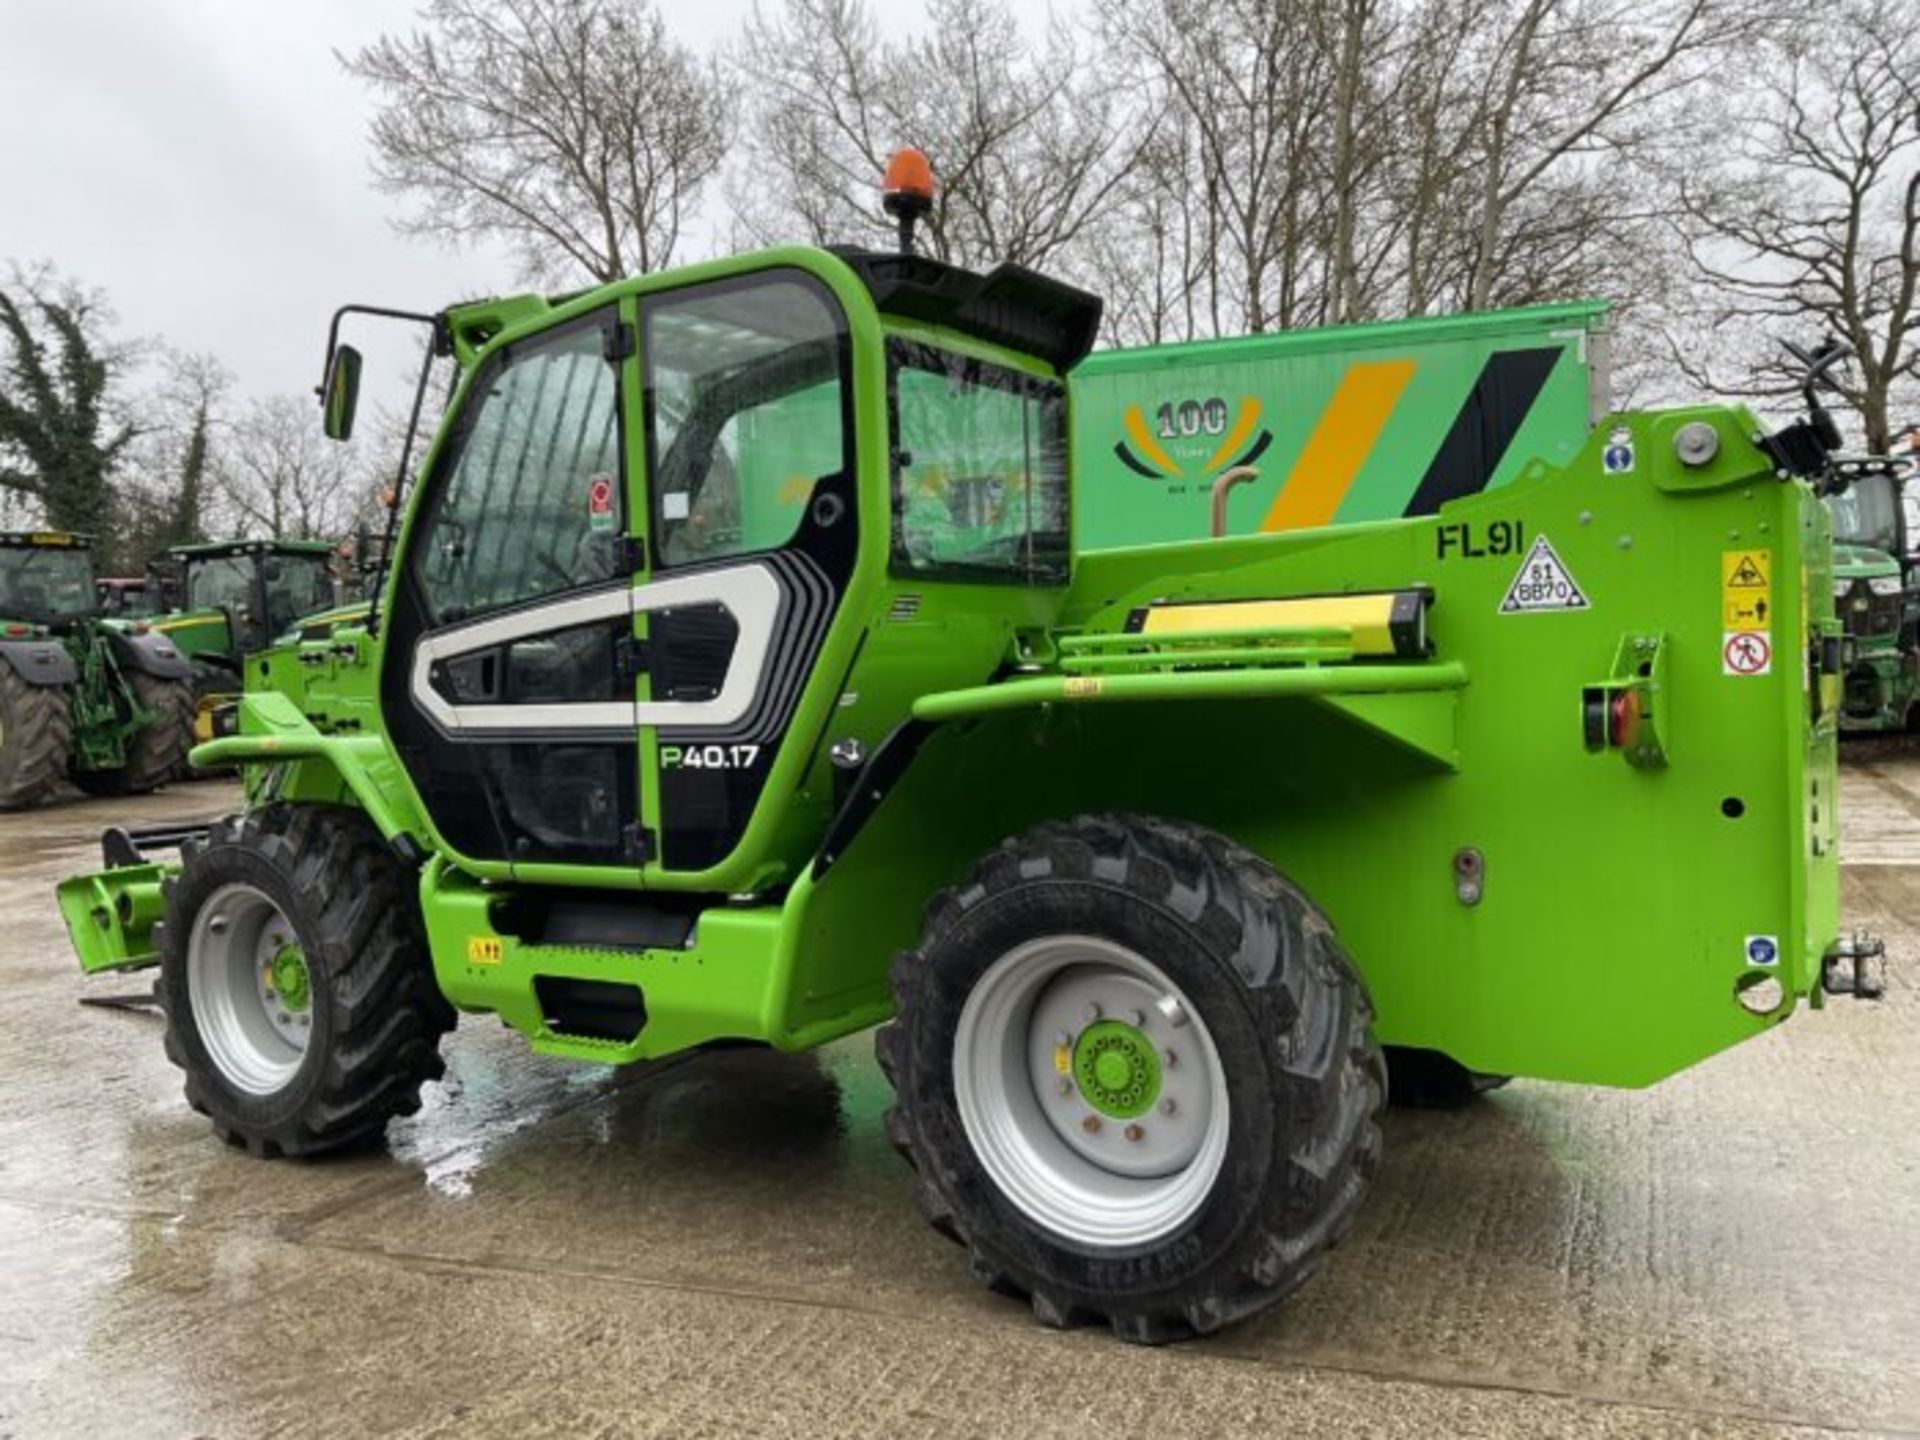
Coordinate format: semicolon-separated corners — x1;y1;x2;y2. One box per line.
1073;1020;1162;1119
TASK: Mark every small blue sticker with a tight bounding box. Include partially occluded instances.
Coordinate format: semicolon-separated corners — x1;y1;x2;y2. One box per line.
1603;424;1636;475
1745;935;1779;967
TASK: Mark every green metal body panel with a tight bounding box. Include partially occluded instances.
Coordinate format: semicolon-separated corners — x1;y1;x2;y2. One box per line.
1074;302;1608;548
57;252;1840;1090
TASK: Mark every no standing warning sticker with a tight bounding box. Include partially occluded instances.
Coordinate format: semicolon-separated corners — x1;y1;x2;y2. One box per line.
1723;630;1772;676
1498;535;1590;613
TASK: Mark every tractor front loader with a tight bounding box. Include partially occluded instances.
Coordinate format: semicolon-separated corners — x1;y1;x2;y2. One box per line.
56;161;1875;1343
1;531;195;806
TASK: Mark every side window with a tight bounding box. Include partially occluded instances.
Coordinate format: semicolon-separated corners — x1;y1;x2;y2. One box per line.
644;274;849;568
890;343;1069;584
416;316;624;623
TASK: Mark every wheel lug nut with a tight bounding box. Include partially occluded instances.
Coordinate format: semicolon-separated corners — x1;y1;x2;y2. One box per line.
1161;1098;1177;1116
1128;1008;1145;1027
1082;1002;1102;1023
1124;1124;1144;1142
277;1012;290;1025
1164;1048;1178;1068
1056;1077;1073;1097
1055;1029;1073;1048
1081;1115;1101;1135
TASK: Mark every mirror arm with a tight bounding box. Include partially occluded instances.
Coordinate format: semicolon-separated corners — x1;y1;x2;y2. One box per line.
363;333;441;642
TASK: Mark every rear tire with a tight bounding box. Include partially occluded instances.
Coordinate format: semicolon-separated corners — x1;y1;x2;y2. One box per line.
879;814;1384;1344
71;671;194;796
158;804;456;1157
0;669;72;809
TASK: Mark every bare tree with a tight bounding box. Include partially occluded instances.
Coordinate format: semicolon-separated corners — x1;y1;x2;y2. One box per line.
344;0;730;284
1671;0;1920;448
732;0;1149;272
220;395;369;543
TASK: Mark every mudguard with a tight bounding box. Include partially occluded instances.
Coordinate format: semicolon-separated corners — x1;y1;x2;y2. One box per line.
0;638;76;686
107;628;192;679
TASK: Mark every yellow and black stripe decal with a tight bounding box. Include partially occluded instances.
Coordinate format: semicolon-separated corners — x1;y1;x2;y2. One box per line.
1403;348;1562;516
1261;361;1415;531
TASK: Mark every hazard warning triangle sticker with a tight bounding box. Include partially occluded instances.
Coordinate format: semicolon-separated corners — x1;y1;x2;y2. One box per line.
1498;535;1590;614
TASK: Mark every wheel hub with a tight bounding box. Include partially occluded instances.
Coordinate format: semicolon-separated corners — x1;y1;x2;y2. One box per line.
268;945;310;1013
1074;1020;1161;1118
188;882;311;1096
952;937;1231;1248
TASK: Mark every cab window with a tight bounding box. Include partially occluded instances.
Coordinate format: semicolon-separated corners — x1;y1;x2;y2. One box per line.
889;342;1068;584
643;273;849;568
415;313;624;624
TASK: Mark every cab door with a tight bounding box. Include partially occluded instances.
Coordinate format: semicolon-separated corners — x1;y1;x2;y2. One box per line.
381;304;645;868
634;270;858;873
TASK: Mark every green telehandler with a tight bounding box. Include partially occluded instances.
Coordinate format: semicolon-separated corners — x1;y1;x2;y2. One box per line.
0;531;195;806
57;155;1878;1343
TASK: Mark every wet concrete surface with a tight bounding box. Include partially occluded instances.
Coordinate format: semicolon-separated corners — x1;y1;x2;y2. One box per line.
2;765;1917;1438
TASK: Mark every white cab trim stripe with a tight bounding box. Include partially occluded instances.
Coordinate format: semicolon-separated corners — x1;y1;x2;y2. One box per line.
410;563;782;735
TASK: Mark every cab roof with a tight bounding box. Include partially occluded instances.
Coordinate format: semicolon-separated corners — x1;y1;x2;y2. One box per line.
168;538;335;561
0;530;91;549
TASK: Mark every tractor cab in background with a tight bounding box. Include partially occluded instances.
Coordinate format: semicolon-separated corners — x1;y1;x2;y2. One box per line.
1825;452;1920;730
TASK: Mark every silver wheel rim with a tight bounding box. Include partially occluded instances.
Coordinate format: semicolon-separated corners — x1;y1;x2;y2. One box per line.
952;935;1231;1248
187;881;312;1096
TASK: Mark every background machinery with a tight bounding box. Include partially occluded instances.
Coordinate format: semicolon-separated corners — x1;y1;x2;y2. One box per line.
0;531;193;806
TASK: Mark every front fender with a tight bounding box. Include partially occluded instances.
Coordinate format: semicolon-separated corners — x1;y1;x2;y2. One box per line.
0;637;76;686
107;628;192;679
192;691;427;844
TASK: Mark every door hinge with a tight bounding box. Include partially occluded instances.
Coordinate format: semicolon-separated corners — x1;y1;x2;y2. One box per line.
619;533;647;571
621;822;655;864
613;632;651;683
603;321;636;362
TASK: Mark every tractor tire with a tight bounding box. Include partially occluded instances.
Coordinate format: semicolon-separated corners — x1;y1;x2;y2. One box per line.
0;670;72;810
878;814;1385;1344
71;671;194;796
157;803;456;1157
177;659;235;780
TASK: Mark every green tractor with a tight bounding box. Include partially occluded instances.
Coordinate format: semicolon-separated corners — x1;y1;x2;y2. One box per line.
0;531;195;807
148;539;340;751
1824;452;1920;732
58;163;1876;1342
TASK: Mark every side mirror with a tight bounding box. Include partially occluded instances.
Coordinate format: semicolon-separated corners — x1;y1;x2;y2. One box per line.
321;344;363;441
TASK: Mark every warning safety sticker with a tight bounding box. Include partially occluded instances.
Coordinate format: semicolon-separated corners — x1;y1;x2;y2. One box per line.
1722;548;1771;632
1498;536;1590;614
1722;630;1772;677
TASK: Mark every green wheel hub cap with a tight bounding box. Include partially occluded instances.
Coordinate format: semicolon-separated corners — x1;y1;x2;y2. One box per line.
1073;1020;1162;1119
269;945;310;1013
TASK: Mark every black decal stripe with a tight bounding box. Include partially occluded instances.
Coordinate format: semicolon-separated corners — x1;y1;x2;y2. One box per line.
1230;428;1274;471
1113;442;1163;479
1403;348;1562;517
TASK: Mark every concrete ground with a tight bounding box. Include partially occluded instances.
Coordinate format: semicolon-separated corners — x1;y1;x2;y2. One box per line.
1;757;1916;1440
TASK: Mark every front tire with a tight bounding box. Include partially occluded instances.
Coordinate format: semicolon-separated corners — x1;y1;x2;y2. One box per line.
158;804;456;1157
0;669;72;809
878;814;1384;1344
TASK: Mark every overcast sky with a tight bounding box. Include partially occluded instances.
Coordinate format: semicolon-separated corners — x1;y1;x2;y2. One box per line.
0;0;935;405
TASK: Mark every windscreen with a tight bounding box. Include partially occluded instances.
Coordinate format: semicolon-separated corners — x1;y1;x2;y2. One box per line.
0;545;95;624
186;555;257;614
890;342;1068;584
264;556;335;635
1828;473;1900;553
